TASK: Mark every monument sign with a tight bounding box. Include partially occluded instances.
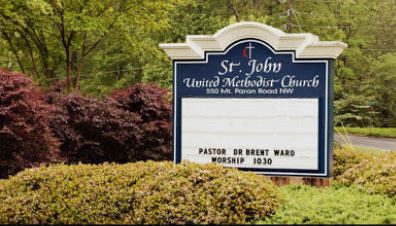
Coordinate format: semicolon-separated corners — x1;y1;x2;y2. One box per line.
160;22;346;177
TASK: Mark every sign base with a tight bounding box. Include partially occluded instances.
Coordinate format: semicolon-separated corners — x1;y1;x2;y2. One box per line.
268;176;333;187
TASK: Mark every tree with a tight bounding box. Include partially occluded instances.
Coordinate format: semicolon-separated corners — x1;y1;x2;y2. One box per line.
369;53;396;127
1;0;396;126
0;0;185;93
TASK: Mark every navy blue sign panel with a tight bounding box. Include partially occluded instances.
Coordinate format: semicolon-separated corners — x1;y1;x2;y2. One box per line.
173;39;333;177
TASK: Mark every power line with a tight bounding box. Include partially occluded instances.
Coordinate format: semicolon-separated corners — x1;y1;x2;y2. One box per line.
294;0;396;3
294;0;347;2
43;65;167;81
290;24;396;31
335;83;396;90
292;8;304;32
359;49;396;51
280;10;373;17
295;11;396;18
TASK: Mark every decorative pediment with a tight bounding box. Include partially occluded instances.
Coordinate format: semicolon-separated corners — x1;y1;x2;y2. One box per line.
159;22;347;60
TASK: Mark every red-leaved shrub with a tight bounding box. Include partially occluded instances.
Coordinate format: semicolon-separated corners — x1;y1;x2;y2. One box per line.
46;92;143;164
111;83;171;121
0;69;59;178
110;84;172;161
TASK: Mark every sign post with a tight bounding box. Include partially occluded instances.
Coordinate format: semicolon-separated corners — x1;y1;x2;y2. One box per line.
160;22;346;184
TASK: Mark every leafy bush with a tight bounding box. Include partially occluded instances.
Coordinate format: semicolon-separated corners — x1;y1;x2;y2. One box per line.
134;161;279;224
110;83;172;161
258;185;396;224
45;83;172;163
333;139;343;150
0;161;280;224
111;83;171;122
333;148;372;179
335;151;396;197
45;92;143;164
0;69;59;178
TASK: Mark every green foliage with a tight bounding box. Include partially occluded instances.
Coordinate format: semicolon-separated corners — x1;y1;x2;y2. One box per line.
1;0;396;125
0;0;185;92
333;148;372;179
370;53;396;127
257;185;396;225
334;96;378;127
335;151;396;197
335;126;396;138
134;161;279;224
0;161;280;224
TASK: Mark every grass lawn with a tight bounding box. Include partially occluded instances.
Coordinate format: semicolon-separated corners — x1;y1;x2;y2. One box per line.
257;185;396;225
335;127;396;138
342;145;388;157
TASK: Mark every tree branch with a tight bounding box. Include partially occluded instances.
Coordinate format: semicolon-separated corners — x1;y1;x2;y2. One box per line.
0;29;25;73
228;0;240;22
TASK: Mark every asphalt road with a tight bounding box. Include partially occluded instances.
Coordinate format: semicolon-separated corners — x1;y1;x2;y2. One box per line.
334;133;396;151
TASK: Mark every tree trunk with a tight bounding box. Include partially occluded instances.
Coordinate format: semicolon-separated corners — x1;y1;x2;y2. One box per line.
66;48;71;94
22;35;41;86
29;47;42;86
75;54;86;90
228;0;240;22
287;0;292;33
135;67;144;83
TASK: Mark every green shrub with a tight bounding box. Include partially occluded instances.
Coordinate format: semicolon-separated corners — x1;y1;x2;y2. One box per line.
333;148;372;179
133;162;279;224
335;151;396;197
257;185;396;225
0;161;279;224
333;140;343;150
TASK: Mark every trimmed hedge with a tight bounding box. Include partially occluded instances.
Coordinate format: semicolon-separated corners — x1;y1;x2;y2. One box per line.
335;151;396;197
258;185;396;224
333;148;372;179
0;161;280;224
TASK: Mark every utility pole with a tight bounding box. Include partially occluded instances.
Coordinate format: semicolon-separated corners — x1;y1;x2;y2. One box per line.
287;0;292;33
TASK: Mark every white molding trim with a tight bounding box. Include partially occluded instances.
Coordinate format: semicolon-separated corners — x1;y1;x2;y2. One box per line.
159;21;347;59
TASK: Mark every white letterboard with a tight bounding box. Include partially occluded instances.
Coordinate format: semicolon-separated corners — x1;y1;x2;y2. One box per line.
181;98;319;170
